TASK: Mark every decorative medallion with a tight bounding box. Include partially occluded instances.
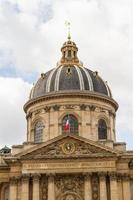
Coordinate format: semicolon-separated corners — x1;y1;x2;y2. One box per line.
62;142;76;154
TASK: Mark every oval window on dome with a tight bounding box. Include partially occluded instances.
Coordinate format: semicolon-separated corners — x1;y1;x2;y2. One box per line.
34;121;44;143
62;114;78;135
98;119;107;140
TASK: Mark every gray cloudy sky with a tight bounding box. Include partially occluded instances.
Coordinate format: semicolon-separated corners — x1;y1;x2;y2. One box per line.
0;0;133;149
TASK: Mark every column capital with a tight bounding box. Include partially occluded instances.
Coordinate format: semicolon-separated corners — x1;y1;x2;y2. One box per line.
108;172;117;181
98;172;107;181
22;174;30;182
47;173;56;177
122;173;130;181
117;173;122;182
83;172;92;178
32;173;41;181
10;176;18;185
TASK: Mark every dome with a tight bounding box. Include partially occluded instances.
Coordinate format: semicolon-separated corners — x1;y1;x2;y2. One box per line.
29;37;112;100
30;65;112;99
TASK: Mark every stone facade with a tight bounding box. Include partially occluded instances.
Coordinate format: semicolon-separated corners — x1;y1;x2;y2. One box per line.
0;37;133;200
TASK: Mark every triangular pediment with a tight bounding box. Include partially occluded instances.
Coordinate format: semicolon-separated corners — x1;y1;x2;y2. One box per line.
17;135;120;160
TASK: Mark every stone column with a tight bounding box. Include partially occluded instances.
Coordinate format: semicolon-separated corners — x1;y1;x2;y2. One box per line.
84;173;92;200
33;174;40;200
9;177;17;200
99;173;107;200
122;174;131;200
17;176;22;200
109;172;118;200
21;174;30;200
48;174;55;200
117;174;123;200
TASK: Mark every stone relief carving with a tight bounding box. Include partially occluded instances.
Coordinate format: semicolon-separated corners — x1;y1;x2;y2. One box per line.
55;175;84;200
40;176;48;200
64;105;75;109
89;105;96;111
21;138;115;159
44;106;51;112
80;104;86;111
129;159;133;168
53;105;60;111
91;174;99;200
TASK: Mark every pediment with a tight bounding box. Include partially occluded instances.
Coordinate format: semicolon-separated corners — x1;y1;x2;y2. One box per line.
18;135;119;160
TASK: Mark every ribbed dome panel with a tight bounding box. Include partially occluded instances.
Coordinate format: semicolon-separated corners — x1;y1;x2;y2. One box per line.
30;65;112;99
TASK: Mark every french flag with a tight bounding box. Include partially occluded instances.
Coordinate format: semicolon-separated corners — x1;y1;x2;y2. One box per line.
64;119;70;132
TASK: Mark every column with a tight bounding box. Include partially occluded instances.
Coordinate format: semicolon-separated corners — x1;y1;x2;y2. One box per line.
33;174;40;200
9;177;17;200
122;174;131;200
48;174;55;200
117;174;123;200
17;176;22;200
84;173;92;200
21;174;30;200
99;172;107;200
109;172;119;200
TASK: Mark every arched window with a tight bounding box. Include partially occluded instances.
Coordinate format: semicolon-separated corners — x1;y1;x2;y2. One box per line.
34;121;44;143
98;119;107;140
62;114;78;135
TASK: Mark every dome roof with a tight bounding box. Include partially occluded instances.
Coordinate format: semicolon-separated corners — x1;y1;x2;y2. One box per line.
29;37;112;100
30;65;112;99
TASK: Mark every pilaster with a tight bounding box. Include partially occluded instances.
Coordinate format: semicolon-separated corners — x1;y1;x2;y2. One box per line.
99;172;107;200
84;173;92;200
9;177;17;200
48;174;55;200
21;174;30;200
32;173;40;200
122;174;131;200
109;172;118;200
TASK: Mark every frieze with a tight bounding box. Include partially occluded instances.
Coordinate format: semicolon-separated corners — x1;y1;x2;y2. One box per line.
22;161;115;171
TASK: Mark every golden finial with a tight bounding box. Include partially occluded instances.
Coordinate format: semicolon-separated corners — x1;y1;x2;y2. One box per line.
65;21;71;40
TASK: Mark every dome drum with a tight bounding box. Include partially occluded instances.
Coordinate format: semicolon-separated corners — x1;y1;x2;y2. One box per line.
24;37;118;146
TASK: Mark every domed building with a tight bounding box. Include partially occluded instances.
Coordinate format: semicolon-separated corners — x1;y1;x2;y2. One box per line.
0;36;133;200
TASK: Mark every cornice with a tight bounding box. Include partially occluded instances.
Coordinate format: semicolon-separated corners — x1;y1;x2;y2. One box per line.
24;91;118;112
